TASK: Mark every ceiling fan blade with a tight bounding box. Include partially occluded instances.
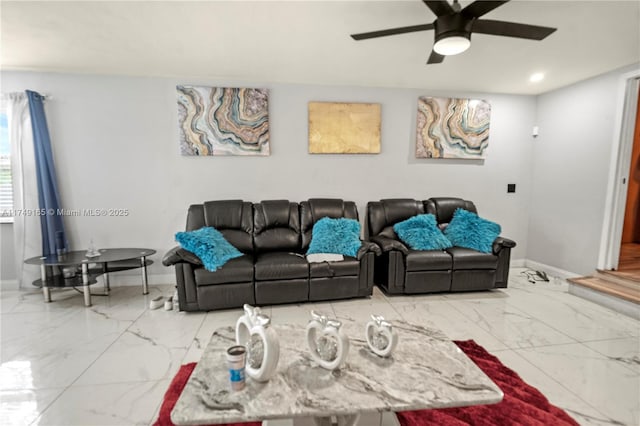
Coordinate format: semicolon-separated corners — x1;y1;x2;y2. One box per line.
351;23;434;40
422;1;454;17
473;19;557;40
427;50;445;64
462;1;510;19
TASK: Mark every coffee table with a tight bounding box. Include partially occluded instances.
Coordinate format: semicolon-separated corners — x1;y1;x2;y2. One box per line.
171;318;503;426
24;248;155;307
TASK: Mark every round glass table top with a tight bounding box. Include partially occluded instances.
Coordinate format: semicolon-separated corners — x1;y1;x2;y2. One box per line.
24;248;156;266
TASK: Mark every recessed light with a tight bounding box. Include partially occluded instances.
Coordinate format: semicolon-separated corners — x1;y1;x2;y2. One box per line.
529;73;545;83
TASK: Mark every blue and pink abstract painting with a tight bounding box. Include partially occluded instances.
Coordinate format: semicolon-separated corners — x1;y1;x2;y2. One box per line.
416;97;491;159
177;86;270;156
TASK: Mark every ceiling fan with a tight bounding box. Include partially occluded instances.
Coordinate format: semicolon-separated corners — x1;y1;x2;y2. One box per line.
350;0;557;64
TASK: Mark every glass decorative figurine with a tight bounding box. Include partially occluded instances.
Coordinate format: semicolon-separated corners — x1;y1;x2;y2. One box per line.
306;310;349;370
86;239;100;258
365;314;398;358
235;304;279;382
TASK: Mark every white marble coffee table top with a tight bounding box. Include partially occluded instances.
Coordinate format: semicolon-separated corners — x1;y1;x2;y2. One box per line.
171;318;503;425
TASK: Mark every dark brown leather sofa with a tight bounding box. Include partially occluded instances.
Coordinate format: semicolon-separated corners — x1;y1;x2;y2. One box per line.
163;199;379;311
367;197;515;295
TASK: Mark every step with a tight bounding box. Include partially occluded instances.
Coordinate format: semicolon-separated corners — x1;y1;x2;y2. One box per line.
567;276;640;304
595;269;640;287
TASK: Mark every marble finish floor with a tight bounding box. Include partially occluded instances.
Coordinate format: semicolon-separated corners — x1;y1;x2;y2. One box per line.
1;268;638;426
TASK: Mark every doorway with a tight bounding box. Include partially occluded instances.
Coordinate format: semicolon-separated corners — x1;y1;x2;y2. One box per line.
617;86;640;281
599;70;640;274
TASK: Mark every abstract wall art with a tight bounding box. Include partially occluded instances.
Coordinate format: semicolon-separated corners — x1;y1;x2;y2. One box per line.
308;102;381;154
177;86;270;156
416;97;491;159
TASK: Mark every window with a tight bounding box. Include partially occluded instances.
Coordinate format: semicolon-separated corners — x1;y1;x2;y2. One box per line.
0;109;12;223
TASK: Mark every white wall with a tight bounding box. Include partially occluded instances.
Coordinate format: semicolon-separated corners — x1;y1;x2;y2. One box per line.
527;63;640;276
1;71;535;284
0;223;16;283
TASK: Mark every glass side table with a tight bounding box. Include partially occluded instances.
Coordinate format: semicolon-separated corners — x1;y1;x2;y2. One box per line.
24;248;156;307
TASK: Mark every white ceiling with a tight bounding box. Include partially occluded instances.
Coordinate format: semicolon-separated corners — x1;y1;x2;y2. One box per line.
1;0;639;95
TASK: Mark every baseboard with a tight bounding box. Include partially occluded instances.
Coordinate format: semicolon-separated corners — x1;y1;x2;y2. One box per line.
0;279;19;290
510;258;526;268
523;260;580;281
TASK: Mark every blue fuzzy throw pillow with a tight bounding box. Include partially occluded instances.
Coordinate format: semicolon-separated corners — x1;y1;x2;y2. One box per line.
307;217;362;257
444;208;501;254
393;214;452;251
175;227;242;272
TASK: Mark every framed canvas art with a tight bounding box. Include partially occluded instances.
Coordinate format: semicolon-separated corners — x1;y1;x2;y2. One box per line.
177;86;270;156
308;102;381;154
416;97;490;159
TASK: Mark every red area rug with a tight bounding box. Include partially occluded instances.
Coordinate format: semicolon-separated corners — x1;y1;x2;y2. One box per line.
154;340;578;426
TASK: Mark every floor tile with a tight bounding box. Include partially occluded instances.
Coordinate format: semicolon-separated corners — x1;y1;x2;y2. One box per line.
182;308;246;363
331;298;401;323
1;268;638;425
450;298;577;349
88;285;172;322
516;343;640;426
34;380;170;426
1;309;131;389
583;337;640;374
0;388;64;426
392;301;508;351
74;309;205;385
505;288;640;341
494;350;613;425
271;302;334;326
382;292;449;304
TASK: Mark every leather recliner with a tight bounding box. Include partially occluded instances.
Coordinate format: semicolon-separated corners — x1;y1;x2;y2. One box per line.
169;200;255;311
301;199;377;301
163;198;379;311
253;200;308;305
367;198;515;295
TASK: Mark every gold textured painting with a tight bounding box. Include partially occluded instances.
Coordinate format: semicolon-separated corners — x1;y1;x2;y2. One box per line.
416;97;491;159
308;102;381;154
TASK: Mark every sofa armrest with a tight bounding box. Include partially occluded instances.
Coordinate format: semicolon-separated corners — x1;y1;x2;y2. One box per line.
162;246;203;267
357;240;382;259
370;236;409;255
493;237;516;255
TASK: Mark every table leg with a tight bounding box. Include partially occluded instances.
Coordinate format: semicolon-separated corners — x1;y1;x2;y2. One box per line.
141;256;149;295
102;263;110;295
41;264;51;303
82;263;91;307
312;415;360;426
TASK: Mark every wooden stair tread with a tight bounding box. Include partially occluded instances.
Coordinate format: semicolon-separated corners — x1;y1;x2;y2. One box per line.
568;276;640;304
596;269;640;287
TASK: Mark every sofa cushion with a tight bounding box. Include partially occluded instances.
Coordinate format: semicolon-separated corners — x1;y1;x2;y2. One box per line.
255;252;309;280
194;255;254;286
307;217;362;257
446;247;498;270
300;199;359;249
175;227;243;271
424;197;477;223
367;199;424;237
253;200;301;252
309;257;360;278
394;214;452;251
202;200;254;253
406;250;452;271
444;208;501;254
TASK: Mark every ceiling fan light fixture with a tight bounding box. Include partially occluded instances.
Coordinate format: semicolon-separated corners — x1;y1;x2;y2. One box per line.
433;36;471;56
